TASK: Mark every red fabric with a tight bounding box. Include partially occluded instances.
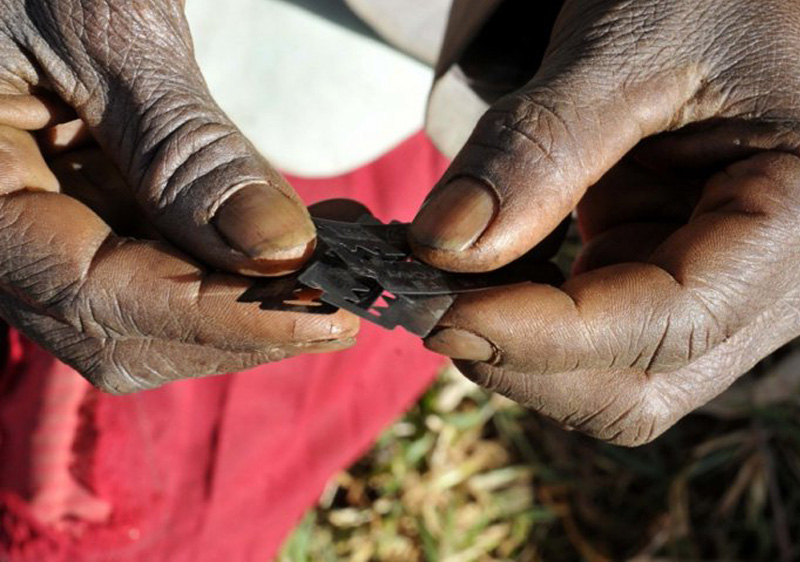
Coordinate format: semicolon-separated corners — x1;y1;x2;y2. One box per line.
0;132;449;561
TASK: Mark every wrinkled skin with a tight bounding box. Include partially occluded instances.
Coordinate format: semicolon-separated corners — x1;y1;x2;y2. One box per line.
0;0;358;394
414;0;800;445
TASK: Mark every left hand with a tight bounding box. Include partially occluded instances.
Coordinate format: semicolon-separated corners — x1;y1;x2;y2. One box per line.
0;0;361;393
0;129;359;394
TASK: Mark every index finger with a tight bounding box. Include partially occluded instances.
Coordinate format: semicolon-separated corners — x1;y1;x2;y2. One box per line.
425;153;800;376
0;189;359;352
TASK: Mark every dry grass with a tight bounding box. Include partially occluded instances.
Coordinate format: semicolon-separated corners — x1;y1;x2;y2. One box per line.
279;349;800;561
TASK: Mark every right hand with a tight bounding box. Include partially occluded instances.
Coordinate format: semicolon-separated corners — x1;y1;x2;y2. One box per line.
412;0;800;445
0;0;359;393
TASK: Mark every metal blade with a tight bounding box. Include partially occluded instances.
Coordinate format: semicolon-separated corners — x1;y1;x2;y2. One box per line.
240;216;567;337
238;275;338;314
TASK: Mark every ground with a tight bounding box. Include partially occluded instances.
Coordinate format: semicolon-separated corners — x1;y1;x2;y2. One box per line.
279;351;800;561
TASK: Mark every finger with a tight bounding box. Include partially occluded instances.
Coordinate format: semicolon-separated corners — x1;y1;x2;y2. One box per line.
575;158;700;241
0;192;360;391
0;125;59;194
454;289;800;446
25;1;315;276
573;158;699;273
38;119;94;155
0;189;358;349
0;294;354;394
572;223;679;275
454;361;650;444
425;153;800;376
0;93;76;130
410;36;704;272
100;337;355;393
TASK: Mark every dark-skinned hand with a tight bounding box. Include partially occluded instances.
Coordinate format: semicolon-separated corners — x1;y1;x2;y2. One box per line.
0;0;358;394
412;0;800;445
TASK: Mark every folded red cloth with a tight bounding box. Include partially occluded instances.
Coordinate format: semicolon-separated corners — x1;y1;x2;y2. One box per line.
0;132;449;561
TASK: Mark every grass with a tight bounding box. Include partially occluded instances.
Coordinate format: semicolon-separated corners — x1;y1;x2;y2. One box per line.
279;350;800;561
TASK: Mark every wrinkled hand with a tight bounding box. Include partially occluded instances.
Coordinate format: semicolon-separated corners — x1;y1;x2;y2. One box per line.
0;0;358;393
412;0;800;445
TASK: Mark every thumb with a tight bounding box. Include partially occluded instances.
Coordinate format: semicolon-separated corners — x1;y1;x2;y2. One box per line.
410;50;704;272
25;1;314;276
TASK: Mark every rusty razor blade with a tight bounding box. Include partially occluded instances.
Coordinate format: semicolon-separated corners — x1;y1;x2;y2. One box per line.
239;217;565;337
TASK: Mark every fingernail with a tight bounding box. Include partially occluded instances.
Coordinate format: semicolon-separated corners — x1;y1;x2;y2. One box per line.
299;337;358;355
214;183;316;261
267;337;356;362
292;312;360;342
424;328;495;362
411;177;497;252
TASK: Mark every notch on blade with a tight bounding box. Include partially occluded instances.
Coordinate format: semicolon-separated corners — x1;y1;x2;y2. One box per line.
240;216;568;338
299;257;456;337
238;274;337;314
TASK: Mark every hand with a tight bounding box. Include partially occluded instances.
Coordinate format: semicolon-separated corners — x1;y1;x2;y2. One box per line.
0;1;358;393
411;0;800;445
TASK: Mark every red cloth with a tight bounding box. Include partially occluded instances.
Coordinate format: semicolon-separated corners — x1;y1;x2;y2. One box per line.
0;132;449;561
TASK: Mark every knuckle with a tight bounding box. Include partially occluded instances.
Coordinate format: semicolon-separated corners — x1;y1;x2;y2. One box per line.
71;292;122;340
84;368;130;395
81;340;163;395
683;287;739;348
630;312;717;374
605;384;681;447
0;198;117;332
40;236;118;333
0;252;85;320
21;321;149;395
24;0;192;90
598;398;671;447
142;116;248;211
725;152;800;213
484;93;568;162
83;358;148;395
565;376;676;447
455;361;522;402
456;93;576;199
